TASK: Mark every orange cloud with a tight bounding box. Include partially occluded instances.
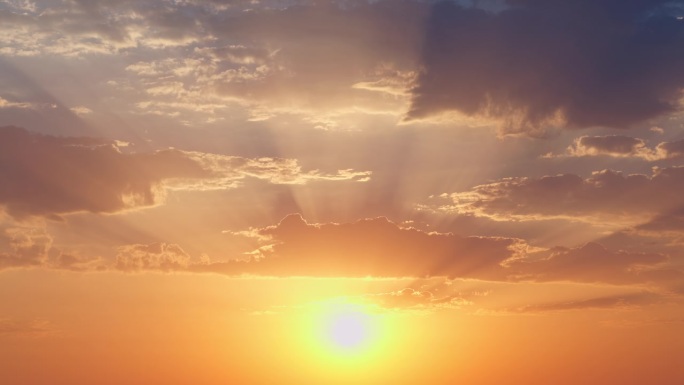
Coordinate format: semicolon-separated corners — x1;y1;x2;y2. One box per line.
187;215;679;286
365;287;471;310
0;318;57;337
115;243;192;272
0;225;52;269
506;242;675;285
507;292;662;313
196;214;524;279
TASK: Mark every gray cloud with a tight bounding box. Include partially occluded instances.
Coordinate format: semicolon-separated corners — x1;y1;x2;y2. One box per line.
5;0;683;135
0;126;369;219
0;126;208;219
408;0;684;135
656;139;684;159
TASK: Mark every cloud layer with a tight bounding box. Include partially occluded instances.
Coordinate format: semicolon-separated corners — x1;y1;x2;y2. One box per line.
191;215;679;286
199;214;524;279
3;0;684;135
408;0;684;134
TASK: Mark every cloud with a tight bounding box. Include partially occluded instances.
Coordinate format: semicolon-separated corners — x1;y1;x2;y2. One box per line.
115;242;192;272
185;215;679;286
120;1;426;120
547;135;684;160
407;0;684;135
0;126;370;219
430;167;684;225
76;215;682;287
509;291;661;313
3;0;684;133
365;287;472;310
0;0;214;56
0;318;57;337
179;152;371;191
0;224;52;269
635;208;684;234
506;242;672;285
51;252;106;272
0;126;208;219
69;106;93;116
565;135;654;159
655;139;684;159
0;1;426;119
0;96;34;109
195;214;525;279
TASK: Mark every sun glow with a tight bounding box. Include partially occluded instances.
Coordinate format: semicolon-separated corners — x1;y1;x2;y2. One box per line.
327;310;370;349
310;301;383;357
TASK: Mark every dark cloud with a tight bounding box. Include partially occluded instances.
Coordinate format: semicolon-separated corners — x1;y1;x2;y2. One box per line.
0;126;208;219
408;0;684;135
443;167;684;224
636;207;684;233
8;0;683;134
204;0;427;112
656;138;684;159
0;126;364;219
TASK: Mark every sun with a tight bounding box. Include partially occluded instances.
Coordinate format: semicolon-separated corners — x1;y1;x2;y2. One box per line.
327;310;369;349
310;301;381;356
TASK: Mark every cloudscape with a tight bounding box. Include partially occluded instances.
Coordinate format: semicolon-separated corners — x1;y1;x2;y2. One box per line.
1;1;684;384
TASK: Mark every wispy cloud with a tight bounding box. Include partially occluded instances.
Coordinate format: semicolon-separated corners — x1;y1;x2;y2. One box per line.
425;167;684;226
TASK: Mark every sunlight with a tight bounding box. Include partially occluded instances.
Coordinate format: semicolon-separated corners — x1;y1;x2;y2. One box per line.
327;310;369;349
310;300;383;357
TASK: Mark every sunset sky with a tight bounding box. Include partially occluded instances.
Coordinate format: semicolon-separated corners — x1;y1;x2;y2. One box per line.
2;0;684;384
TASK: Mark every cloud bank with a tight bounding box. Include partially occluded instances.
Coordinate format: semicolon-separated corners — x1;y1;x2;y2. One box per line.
3;0;684;135
191;215;679;286
408;0;684;134
198;214;524;279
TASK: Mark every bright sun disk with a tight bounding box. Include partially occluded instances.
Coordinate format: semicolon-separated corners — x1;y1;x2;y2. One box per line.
328;311;369;349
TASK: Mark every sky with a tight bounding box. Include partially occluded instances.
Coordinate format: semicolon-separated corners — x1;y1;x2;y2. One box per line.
1;0;684;384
